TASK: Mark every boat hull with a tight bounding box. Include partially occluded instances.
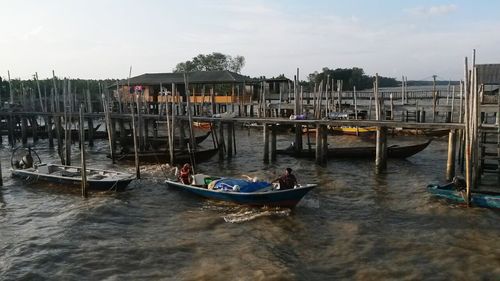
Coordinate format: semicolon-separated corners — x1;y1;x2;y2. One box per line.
427;183;500;209
165;180;316;208
11;167;134;191
277;140;431;159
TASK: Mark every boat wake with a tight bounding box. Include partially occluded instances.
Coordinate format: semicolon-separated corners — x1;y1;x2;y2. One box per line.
222;208;291;223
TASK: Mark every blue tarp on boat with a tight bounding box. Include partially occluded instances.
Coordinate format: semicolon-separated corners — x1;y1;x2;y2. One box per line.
213;179;271;192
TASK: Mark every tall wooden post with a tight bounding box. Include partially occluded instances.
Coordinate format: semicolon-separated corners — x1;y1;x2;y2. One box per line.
376;127;388;173
79;104;88;197
130;104;140;179
271;124;277;161
86;89;94;147
218;122;225;161
227;121;233;158
446;129;457;182
321;124;328;164
315;123;322;164
263;123;269;163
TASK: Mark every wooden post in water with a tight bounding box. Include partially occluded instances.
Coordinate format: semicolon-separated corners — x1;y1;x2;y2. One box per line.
315;123;322;164
86;89;94;147
271;124;277;161
263;123;269;163
446;129;457;182
227;121;233;158
218;122;225;161
374;74;387;173
130;104;140;179
79;104;88;198
0;152;3;186
103;90;115;164
321;124;328;164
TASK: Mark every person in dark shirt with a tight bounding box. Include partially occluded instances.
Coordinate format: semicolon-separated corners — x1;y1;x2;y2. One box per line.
273;167;297;190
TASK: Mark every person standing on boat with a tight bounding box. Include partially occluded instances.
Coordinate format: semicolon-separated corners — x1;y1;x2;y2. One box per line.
179;163;192;185
273;168;297;190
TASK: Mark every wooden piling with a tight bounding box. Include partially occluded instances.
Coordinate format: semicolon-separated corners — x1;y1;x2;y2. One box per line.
376;127;388;173
227;121;233;158
315;123;322;164
218;122;225;161
130;104;140;179
446;129;457;182
321;125;328;164
86;89;94;147
271;124;277;161
79;104;88;197
263;123;269;163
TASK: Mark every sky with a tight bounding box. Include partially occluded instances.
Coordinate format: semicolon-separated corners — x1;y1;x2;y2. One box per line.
1;0;499;81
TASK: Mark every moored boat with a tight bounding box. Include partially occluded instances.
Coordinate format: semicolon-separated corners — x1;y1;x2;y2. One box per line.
10;148;134;191
165;175;317;207
277;140;432;159
113;147;219;164
427;183;500;209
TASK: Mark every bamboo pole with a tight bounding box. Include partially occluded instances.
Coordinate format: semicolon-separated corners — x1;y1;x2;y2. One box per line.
130;104;140;179
183;73;196;151
271;124;277;161
321;125;328;165
63;79;71;166
170;83;176;164
79;104;88;198
8;70;13;104
103;88;115;164
52;72;64;164
263;123;269;163
315;123;322;164
446;129;457;181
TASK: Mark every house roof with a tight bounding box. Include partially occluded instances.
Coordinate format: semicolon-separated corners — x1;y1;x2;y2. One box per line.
116;70;256;86
476;64;500;85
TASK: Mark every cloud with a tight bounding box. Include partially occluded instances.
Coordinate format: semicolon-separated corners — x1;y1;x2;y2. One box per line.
407;4;457;17
22;25;43;40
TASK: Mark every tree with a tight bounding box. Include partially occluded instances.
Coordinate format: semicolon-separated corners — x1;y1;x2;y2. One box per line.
173;52;245;73
307;67;398;90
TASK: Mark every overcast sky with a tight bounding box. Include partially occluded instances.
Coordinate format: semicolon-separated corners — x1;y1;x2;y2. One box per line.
1;0;499;81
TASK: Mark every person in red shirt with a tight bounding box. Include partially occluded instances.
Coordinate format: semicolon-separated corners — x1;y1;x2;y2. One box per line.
179;163;192;185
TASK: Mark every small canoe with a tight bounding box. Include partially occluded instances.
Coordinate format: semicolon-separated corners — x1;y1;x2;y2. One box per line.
11;163;134;191
330;126;377;135
427;183;500;209
165;176;316;207
277;140;432;159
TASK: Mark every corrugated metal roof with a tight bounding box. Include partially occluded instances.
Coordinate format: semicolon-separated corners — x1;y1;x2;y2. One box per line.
116;70;255;86
476;64;500;85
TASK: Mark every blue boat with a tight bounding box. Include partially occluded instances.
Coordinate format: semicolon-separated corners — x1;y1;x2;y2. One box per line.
165;175;317;208
427;183;500;209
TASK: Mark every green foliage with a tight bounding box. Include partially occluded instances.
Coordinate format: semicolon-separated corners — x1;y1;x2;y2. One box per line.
173;52;245;73
307;67;398;90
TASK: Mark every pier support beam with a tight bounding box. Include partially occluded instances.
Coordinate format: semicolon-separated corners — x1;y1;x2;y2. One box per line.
321;125;328;165
271;124;277;161
446;129;457;182
21;117;28;145
315;123;322;165
375;126;388;173
294;124;303;156
218;122;225;161
0;151;3;186
263;123;269;163
227;122;233;158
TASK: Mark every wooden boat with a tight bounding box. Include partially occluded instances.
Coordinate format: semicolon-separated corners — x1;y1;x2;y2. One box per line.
113;148;219;164
330;126;377;135
10;148;133;191
427;183;500;209
389;128;450;137
276;140;432;159
119;132;211;149
193;121;212;130
165;175;317;207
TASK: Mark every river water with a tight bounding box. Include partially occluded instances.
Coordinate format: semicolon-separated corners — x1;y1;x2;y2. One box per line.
0;128;499;280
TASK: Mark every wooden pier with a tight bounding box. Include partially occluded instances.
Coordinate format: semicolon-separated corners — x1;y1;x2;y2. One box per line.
0;65;498;201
